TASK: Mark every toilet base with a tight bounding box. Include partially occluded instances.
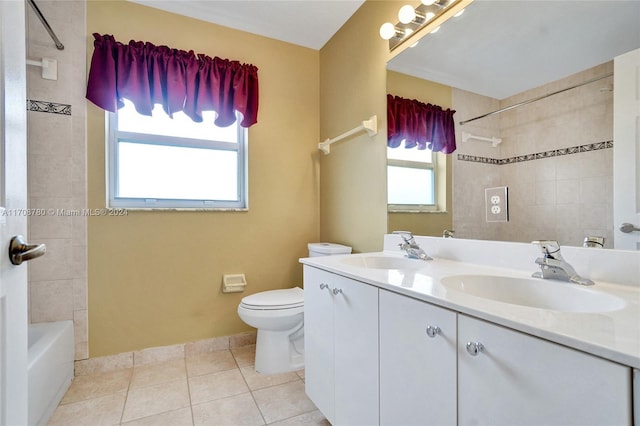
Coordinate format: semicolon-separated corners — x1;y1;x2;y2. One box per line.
254;326;304;375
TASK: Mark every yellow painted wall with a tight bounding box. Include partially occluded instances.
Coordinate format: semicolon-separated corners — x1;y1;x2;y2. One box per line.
386;70;454;236
318;1;399;253
318;0;460;251
87;1;320;356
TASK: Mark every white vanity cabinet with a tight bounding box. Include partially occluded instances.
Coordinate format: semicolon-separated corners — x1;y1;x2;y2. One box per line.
458;314;632;426
303;266;379;426
304;265;634;426
379;289;457;425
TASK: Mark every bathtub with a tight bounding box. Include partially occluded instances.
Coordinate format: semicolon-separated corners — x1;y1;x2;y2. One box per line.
28;321;74;426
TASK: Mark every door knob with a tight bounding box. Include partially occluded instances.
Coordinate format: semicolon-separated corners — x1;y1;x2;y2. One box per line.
619;223;640;233
9;235;46;265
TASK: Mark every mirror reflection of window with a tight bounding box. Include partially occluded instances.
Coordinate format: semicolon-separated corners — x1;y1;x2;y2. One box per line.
387;146;436;210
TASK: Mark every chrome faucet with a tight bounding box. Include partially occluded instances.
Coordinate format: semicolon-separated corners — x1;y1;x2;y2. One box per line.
583;236;605;248
531;240;594;286
392;231;432;260
442;229;455;238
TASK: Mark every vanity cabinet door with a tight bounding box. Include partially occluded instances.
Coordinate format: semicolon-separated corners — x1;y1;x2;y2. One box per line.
303;266;379;426
458;314;632;426
379;290;457;426
332;272;379;426
304;266;337;423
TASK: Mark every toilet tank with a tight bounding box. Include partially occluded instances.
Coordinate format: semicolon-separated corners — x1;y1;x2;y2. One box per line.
308;243;352;257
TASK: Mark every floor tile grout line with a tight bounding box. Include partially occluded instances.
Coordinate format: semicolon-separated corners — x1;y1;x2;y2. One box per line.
118;366;134;425
232;348;269;425
184;357;197;426
264;406;319;425
54;344;325;426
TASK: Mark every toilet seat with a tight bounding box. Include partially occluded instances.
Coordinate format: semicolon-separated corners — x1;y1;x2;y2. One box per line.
240;287;304;310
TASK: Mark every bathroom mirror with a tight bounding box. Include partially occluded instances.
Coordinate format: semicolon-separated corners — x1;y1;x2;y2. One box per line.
386;0;640;248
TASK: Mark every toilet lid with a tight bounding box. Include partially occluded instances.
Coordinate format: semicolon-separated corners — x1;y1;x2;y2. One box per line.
241;287;304;310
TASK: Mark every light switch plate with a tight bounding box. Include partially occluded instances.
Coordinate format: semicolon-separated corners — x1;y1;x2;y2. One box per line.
485;186;509;222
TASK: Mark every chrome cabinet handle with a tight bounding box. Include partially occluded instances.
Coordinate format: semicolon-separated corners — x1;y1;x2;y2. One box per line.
426;325;441;338
319;283;329;290
332;288;343;295
466;341;484;356
9;235;46;265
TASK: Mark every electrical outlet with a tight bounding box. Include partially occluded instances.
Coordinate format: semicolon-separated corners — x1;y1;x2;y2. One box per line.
485;187;509;222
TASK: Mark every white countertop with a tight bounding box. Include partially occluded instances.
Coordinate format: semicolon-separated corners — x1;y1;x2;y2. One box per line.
300;250;640;369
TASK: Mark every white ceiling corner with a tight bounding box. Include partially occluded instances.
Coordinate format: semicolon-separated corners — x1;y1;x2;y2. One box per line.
127;0;366;50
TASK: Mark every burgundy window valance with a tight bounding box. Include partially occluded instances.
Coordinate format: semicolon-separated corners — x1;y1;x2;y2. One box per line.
86;33;259;128
387;94;456;154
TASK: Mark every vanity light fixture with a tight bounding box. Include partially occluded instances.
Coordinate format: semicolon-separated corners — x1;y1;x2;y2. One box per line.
381;0;472;51
380;22;405;40
399;4;426;24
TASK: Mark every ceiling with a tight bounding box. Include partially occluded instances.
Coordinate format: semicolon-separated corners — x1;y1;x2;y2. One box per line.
128;1;640;99
128;0;365;50
388;0;640;99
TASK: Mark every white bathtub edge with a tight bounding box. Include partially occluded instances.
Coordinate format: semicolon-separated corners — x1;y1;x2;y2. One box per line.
27;320;74;426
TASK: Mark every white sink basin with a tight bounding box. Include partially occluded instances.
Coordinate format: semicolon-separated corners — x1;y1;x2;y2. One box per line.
440;275;625;313
341;255;427;270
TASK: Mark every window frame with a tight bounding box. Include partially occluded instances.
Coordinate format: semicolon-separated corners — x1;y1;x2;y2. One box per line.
387;149;439;212
106;110;248;210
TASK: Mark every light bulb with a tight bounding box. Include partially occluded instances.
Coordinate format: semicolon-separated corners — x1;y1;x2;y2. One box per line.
398;5;416;24
404;28;414;38
425;11;435;21
421;0;436;5
379;22;396;40
454;8;465;17
431;26;441;34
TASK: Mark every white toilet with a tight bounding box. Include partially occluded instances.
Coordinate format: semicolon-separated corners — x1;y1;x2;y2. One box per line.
237;242;352;374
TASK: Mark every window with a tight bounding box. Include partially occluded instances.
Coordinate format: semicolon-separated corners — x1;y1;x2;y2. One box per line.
387;146;437;211
107;100;247;210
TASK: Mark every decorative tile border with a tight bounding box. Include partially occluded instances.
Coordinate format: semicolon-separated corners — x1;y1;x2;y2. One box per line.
457;140;613;165
27;99;71;115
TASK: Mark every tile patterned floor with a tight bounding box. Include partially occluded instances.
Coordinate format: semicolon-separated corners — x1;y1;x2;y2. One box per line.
48;345;330;426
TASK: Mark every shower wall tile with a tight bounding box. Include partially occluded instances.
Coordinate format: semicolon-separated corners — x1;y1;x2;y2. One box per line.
452;63;613;248
74;341;89;361
580;149;613;178
28;238;73;282
556;154;582;180
28;153;74;198
74;309;89;344
29;201;75;239
556;179;581;205
27;0;88;360
73;278;88;311
30;280;75;323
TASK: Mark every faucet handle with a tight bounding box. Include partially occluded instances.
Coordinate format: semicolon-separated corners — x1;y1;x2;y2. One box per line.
392;230;414;243
531;240;561;256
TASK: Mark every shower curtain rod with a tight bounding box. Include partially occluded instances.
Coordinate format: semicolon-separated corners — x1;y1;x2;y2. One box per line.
26;0;64;50
459;72;613;126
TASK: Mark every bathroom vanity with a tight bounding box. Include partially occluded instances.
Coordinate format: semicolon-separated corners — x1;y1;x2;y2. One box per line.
300;236;640;426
